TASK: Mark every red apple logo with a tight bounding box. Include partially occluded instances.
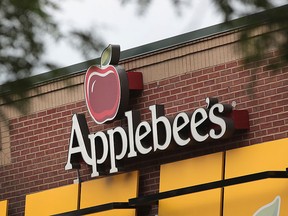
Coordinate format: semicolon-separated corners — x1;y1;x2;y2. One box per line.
84;45;129;124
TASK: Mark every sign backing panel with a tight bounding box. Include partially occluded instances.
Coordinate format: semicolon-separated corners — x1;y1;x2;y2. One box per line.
80;171;139;216
158;152;224;216
224;138;288;216
0;200;8;216
25;184;79;216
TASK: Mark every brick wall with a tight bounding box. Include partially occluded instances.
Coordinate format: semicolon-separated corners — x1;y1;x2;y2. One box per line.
0;50;287;216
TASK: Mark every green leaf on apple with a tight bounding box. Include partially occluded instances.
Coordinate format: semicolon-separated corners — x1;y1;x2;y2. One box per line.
100;44;120;67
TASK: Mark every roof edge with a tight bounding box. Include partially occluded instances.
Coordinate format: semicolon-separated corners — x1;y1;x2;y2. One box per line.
2;4;288;91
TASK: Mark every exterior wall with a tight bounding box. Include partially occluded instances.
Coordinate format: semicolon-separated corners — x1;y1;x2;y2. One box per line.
0;27;287;216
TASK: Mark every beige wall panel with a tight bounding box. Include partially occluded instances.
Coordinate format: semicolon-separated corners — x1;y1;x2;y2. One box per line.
182;55;188;73
208;48;216;66
135;40;240;84
204;49;211;66
182;45;191;56
193;52;205;71
167;59;177;77
0;31;243;121
0;200;8;216
158;152;224;216
0;150;10;166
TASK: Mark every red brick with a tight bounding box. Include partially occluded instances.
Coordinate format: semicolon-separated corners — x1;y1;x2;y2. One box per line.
169;88;180;96
180;73;192;80
186;77;197;85
214;64;226;71
37;111;47;117
226;61;238;68
148;82;157;88
193;82;204;89
149;93;160;100
220;69;231;76
169;76;180;83
208;71;220;79
164;83;175;91
159;79;169;86
193;70;203;77
153;86;164;93
197;74;209;82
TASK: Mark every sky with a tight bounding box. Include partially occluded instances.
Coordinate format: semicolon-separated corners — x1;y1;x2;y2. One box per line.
42;0;223;74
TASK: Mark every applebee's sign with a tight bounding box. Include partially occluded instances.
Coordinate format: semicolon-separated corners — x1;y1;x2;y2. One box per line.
65;45;249;177
65;101;249;177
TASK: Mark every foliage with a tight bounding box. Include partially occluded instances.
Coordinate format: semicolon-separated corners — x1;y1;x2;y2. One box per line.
0;0;105;116
123;0;288;93
0;0;287;116
213;0;288;66
212;1;288;92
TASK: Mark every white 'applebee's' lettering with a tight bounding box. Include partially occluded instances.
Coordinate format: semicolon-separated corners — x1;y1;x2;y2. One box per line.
65;98;235;177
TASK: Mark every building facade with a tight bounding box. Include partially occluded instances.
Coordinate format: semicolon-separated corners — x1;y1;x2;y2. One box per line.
0;6;288;216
